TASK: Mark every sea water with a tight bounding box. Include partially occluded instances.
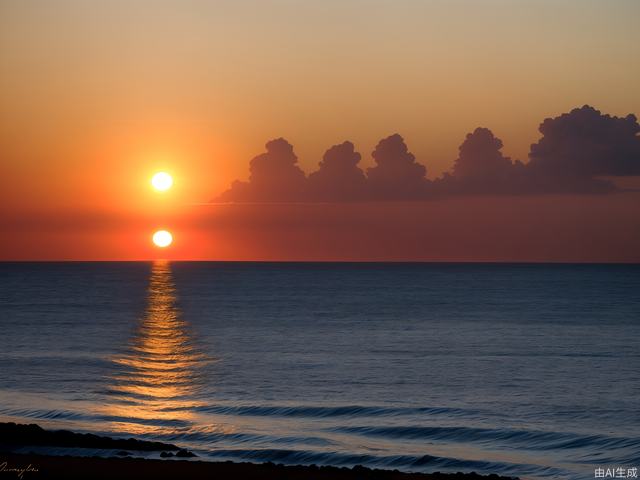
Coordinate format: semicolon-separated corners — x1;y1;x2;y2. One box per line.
1;262;639;479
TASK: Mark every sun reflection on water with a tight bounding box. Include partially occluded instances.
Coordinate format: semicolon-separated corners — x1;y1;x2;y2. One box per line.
103;260;208;436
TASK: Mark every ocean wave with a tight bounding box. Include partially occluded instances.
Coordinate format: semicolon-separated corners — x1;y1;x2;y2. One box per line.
164;404;481;418
147;430;335;448
0;408;87;421
202;447;569;478
0;407;192;428
332;425;640;452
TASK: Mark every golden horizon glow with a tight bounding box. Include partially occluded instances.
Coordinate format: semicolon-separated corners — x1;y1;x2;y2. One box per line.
151;172;173;192
152;230;173;248
1;1;640;261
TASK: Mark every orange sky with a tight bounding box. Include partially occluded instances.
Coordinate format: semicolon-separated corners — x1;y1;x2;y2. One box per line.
1;0;639;261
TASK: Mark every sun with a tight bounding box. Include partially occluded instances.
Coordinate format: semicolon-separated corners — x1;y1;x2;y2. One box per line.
151;172;173;191
152;230;173;248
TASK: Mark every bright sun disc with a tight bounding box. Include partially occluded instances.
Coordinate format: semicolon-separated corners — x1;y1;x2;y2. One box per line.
153;230;173;248
151;172;173;191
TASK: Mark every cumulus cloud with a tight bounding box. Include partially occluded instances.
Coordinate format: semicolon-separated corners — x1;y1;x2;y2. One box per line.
455;128;513;178
434;127;523;195
366;134;430;199
216;105;640;202
522;105;640;193
308;141;367;201
529;105;640;177
217;138;307;202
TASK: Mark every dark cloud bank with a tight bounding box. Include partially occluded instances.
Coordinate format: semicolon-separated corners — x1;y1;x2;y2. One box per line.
217;106;640;202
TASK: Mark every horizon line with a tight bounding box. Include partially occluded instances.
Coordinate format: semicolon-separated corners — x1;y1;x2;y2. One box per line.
2;260;639;265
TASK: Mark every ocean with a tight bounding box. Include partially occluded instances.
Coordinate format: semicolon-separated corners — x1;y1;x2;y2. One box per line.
1;261;639;479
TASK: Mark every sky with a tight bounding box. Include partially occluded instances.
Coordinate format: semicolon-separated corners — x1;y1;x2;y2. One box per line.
1;0;639;261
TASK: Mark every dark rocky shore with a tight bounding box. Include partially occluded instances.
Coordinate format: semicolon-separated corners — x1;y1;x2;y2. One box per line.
0;423;518;480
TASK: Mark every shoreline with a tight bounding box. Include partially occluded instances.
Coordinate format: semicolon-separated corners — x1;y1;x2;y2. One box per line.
0;423;518;479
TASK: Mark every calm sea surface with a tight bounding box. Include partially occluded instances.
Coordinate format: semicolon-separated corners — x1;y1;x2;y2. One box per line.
1;262;639;479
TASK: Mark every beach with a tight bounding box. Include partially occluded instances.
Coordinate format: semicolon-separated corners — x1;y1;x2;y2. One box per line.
0;423;516;480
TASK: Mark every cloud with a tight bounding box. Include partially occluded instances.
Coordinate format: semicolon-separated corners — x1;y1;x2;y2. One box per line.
308;141;367;201
194;196;640;262
366;134;430;200
217;138;307;202
522;105;640;193
434;127;523;195
454;127;514;179
529;105;640;177
217;106;640;202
